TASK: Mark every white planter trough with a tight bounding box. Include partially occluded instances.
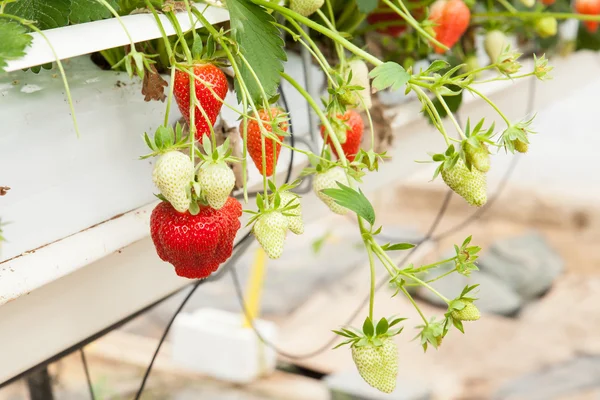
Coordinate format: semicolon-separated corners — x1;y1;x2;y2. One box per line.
172;308;278;383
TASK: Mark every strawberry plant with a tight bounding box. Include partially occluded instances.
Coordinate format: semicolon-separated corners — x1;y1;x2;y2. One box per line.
3;0;600;393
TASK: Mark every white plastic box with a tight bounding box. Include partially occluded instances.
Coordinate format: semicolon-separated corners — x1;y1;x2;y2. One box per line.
172;308;278;383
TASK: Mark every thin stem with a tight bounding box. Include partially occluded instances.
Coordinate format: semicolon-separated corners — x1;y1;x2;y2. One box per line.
496;0;518;13
425;267;457;284
381;0;448;51
144;0;174;62
473;10;600;20
280;72;348;168
96;0;135;45
411;257;456;273
164;66;176;126
0;14;80;137
466;85;511;126
411;85;452;145
436;93;466;139
366;245;376;321
473;72;536;84
404;273;450;303
399;286;428;324
166;12;193;63
316;9;345;68
358;95;375;151
250;0;383;67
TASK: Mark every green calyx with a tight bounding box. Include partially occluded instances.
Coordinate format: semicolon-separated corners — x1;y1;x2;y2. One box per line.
244;180;302;225
415;317;446;351
333;316;405;349
196;135;240;167
461;118;495;173
141;122;189;159
500;116;536;153
445;284;480;332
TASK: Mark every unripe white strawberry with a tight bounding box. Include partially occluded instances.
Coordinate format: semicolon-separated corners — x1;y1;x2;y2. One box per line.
352;337;398;393
289;0;325;17
484;30;509;64
441;158;487;207
279;191;304;235
313;167;350;215
152;151;194;213
198;161;235;210
253;211;289;259
348;59;372;110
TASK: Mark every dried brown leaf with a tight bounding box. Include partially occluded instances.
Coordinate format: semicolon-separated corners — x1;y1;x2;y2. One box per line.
142;65;167;102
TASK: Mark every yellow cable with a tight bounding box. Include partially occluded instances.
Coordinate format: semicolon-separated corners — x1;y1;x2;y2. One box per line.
243;246;267;328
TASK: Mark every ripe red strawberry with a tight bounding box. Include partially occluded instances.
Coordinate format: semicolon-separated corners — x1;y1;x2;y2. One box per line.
173;63;228;140
429;0;471;54
241;108;287;177
575;0;600;32
320;110;364;162
150;197;242;279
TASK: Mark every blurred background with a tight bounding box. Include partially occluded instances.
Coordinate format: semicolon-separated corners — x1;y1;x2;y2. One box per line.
1;1;599;399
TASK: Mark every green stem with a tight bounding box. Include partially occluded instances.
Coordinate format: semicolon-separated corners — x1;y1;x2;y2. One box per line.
250;0;383;67
411;85;451;145
412;257;456;273
472;10;600;20
466;85;511;126
166;12;193;63
145;0;174;62
425;267;457;284
316;9;345;68
399;286;428;324
164;66;176;127
96;0;135;45
473;72;536;84
380;0;448;51
366;245;376;321
496;0;518;13
0;15;80;137
435;93;466;139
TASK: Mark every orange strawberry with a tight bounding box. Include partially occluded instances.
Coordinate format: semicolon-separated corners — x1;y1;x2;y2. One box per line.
320;110;364;162
575;0;600;32
241;108;287;177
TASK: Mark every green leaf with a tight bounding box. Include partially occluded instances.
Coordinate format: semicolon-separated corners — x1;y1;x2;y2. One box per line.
369;62;410;92
0;20;32;72
375;318;389;336
321;184;375;226
356;0;378;13
5;0;71;30
363;317;375;337
228;0;286;104
69;0;119;24
385;243;415;251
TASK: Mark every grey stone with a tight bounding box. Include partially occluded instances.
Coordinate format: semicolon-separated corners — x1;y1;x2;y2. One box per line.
494;356;600;400
478;231;564;301
325;368;431;400
416;262;522;316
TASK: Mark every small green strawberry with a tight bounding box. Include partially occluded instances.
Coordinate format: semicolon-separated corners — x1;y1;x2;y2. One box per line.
153;151;194;213
197;161;235;210
441;158;487;207
313;167;350;215
463;142;490;173
279;191;304;235
451;300;481;321
289;0;325;17
253;211;289;259
333;317;404;394
513;139;529;153
535;16;558;38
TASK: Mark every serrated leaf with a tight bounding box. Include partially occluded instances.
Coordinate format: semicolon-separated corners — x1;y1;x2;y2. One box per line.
228;0;286;104
356;0;378;13
321;184;375;226
69;0;118;24
6;0;71;30
369;62;410;92
0;20;33;73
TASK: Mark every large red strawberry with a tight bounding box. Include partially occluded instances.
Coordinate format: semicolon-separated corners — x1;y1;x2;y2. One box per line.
429;0;471;54
150;197;242;279
320;110;364;162
173;63;228;140
575;0;600;32
241;108;287;177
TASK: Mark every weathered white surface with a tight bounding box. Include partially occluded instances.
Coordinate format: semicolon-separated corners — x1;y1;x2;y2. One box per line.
3;6;230;72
